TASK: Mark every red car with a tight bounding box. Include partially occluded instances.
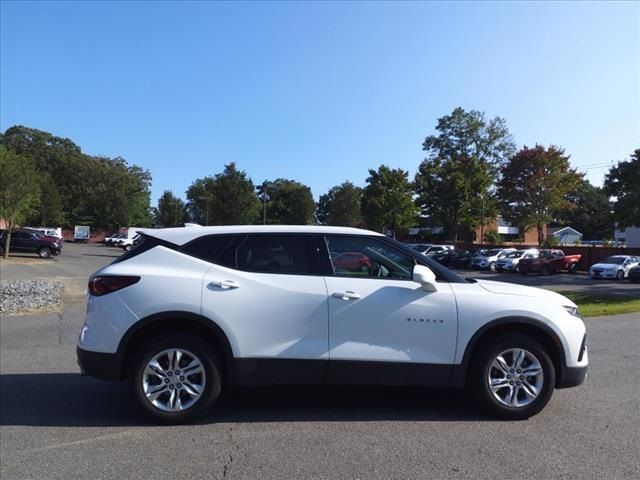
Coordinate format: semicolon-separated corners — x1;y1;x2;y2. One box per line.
332;252;372;272
519;249;582;275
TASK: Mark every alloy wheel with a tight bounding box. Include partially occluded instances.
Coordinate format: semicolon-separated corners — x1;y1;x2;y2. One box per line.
142;348;206;412
487;348;544;408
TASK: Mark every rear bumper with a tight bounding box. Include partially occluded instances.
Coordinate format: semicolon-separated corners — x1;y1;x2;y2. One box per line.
77;347;123;382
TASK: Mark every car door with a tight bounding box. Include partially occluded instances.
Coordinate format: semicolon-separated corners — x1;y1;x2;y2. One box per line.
10;231;31;252
322;235;458;387
200;234;329;385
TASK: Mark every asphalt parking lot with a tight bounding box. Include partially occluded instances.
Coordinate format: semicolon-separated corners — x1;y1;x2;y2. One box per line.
1;243;639;479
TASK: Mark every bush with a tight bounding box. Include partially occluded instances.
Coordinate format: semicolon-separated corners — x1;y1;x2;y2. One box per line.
483;230;501;244
543;235;560;247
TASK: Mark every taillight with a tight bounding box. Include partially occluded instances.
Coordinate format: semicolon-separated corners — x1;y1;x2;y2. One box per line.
88;276;140;296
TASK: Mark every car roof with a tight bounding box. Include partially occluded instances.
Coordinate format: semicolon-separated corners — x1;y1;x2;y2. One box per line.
140;225;383;246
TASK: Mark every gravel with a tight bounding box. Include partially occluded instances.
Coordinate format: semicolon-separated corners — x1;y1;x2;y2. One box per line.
0;279;64;315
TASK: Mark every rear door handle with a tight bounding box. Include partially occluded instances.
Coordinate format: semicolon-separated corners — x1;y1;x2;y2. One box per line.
332;291;361;300
208;280;240;289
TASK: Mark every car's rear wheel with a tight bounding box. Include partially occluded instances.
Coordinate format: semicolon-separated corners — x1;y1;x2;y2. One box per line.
568;263;578;274
471;333;555;419
489;262;497;272
38;247;52;258
129;334;222;424
616;270;624;281
125;244;133;251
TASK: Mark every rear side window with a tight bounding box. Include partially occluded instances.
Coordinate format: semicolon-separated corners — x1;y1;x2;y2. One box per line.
182;234;237;264
234;235;316;275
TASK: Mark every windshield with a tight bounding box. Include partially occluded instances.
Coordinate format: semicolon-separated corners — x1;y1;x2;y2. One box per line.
485;249;501;256
506;251;524;258
602;256;625;265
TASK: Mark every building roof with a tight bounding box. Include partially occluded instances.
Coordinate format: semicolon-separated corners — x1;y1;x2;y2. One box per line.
548;226;583;237
140;225;382;246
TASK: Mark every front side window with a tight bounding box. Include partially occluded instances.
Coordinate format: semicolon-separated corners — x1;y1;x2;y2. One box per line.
235;235;314;275
326;235;416;280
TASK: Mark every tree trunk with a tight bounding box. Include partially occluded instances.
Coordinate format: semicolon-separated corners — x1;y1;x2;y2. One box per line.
3;231;11;259
537;223;544;246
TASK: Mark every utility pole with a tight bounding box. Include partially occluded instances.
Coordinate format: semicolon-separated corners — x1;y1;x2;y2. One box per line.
260;181;273;225
480;194;485;245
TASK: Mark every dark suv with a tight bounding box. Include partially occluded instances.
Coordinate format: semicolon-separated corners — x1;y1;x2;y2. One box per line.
0;229;62;258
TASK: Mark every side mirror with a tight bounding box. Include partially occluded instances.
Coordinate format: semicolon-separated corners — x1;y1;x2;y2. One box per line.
413;264;437;292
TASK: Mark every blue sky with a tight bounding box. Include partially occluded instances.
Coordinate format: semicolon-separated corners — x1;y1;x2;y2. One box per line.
1;1;638;204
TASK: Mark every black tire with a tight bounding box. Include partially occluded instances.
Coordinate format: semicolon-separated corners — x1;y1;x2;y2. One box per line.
615;270;624;281
489;262;497;272
470;333;556;420
541;265;550;276
125;244;133;252
568;263;578;274
129;334;222;424
630;278;639;284
38;247;52;258
520;270;528;276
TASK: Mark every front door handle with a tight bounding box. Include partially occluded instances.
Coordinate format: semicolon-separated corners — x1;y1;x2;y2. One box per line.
332;291;361;300
208;280;240;290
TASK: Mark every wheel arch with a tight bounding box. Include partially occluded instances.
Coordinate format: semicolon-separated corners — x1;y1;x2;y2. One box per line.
450;316;566;389
117;311;235;386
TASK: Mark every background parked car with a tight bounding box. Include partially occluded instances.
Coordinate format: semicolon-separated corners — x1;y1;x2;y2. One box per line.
589;255;640;281
496;249;539;273
332;251;372;272
0;229;62;258
627;265;640;283
471;248;517;272
431;248;467;267
519;250;582;276
450;250;474;269
104;233;125;246
119;234;141;251
24;227;63;241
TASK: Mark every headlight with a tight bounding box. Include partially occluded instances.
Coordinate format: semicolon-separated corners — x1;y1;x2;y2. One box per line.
563;305;582;318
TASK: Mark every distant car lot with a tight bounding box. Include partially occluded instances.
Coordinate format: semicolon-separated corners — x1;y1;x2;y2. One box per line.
0;243;638;479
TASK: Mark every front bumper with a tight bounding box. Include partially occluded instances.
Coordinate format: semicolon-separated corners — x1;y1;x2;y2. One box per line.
77;347;124;382
557;365;588;388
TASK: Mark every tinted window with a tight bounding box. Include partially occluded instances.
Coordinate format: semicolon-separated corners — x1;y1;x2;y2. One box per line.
326;235;416;280
182;235;237;264
235;235;314;275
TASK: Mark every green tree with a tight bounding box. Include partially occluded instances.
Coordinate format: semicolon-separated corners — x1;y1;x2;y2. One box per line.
29;173;65;226
0;147;41;257
156;190;187;227
604;148;640;229
2;126;153;229
361;165;417;236
558;179;613;240
258;179;315;225
186;163;260;225
317;181;362;226
414;107;515;241
497;145;583;245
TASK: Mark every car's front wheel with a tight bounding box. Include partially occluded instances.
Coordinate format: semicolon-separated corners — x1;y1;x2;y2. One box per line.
129;334;222;424
38;247;52;258
471;333;555;419
616;270;624;281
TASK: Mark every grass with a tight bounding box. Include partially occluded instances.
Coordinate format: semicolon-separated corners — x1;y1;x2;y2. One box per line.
558;291;640;317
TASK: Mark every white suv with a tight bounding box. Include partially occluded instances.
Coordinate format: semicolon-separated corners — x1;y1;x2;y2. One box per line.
77;226;588;423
